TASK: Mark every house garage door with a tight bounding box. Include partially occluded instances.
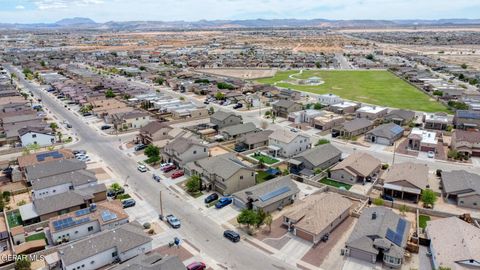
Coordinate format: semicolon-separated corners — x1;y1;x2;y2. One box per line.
472;151;480;157
294;228;314;242
233;197;246;209
349;248;375;263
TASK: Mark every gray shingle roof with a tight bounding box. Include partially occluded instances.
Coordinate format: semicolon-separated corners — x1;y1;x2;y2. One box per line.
273;100;296;108
366;123;404;139
386;109;415;121
31;169;97;190
210;110;237;121
239;130;273;145
341;118;373;132
382;162;429;190
112;253;184;270
59;222;152;266
25;159;87;181
195;153;253;179
291;143;341;167
441;170;480;195
163;137;204;155
33;190;88;216
221;122;257;137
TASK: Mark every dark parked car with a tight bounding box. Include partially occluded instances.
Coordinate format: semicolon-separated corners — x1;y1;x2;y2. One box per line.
223;230;240;242
121;198;136;208
204;193;219;204
100;125;111;130
82;112;92;117
233;103;243;109
162;164;176;173
66;123;72;128
215;197;232;209
382;194;394;201
107;188;125;198
73;150;86;155
186;262;206;270
134;144;147;151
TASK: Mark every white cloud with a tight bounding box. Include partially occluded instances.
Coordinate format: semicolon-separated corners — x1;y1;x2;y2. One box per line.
15;5;25;9
33;0;104;10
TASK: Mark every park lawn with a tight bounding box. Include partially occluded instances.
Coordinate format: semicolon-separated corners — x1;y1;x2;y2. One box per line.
418;214;431;229
7;211;23;228
320;178;352;190
257;70;449;113
26;232;46;242
251;154;279;165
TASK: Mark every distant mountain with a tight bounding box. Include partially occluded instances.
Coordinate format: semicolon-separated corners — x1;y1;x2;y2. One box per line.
55;17;96;26
0;17;479;30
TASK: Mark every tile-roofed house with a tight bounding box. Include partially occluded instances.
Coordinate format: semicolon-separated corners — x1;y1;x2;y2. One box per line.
451;130;480;158
185;153;255;195
220;122;258;140
112;253;184;270
385;109;416;126
453;110;480;130
234;130;273;151
161;137;208;167
138;121;173;145
288;143;342;176
365;123;404;146
25;159;87;182
31;170;98;199
346;207;410;268
330;152;381;184
283;192;352;244
268;129;311;158
272;100;303;118
332;118;373;138
441;170;480;209
426;217;480;270
58;222;152;270
382;162;429;202
210;110;242;129
232;175;299;213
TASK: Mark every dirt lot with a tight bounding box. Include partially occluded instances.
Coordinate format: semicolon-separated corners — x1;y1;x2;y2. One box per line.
197;68;276;79
209;146;231;156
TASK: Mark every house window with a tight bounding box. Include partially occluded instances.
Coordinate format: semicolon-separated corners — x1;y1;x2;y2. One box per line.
193;150;197;154
88;226;94;232
75;231;78;234
90;261;95;265
460;200;464;204
240;176;243;180
204;148;206;152
251;172;254;177
32;134;37;138
112;251;118;257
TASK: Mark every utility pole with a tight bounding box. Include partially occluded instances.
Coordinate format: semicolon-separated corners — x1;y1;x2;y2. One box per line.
392;141;396;166
124;175;130;187
159;190;164;220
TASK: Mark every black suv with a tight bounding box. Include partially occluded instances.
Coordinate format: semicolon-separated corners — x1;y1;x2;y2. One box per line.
223;230;240;242
204;193;219;204
134;144;147;151
107;188;125;198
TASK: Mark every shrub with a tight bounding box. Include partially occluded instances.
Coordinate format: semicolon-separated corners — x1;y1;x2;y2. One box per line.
382;164;389;170
373;198;384;206
186;175;201;193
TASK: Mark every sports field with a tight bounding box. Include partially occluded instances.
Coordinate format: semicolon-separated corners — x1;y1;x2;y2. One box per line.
257;70;448;113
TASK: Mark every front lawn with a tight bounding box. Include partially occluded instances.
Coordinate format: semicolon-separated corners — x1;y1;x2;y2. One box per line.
116;193;131;200
256;171;276;184
257;70;448;113
419;215;431;229
26;232;46;242
320;178;352;190
7;211;23;228
251;153;279;165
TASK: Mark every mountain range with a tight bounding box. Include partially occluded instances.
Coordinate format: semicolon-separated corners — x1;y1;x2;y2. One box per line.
1;17;479;30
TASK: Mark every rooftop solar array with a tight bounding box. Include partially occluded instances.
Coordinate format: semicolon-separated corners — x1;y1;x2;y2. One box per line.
75;208;90;217
101;210;118;222
52;217;91;231
36;151;64;162
385;218;408;246
259;186;290;202
390;125;404;135
457;110;480;119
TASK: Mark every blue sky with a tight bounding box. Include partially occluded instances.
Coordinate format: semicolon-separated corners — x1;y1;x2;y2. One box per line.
0;0;479;23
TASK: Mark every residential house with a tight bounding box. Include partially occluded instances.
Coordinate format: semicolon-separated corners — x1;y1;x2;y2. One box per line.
365;123;404;146
426;217;480;270
453;110;480;130
441;170;480;209
382;162;429;202
18;149;74;169
58;222;152;270
19;126;55;147
317;93;342;106
31;169;99;199
346;207;410;268
330;152;381;184
332;118;373;138
272;100;303;118
451;130;480;158
283;192;352;244
287;109;323;124
112;253;184;270
288;143;342;176
277;88;301;100
185;153;255;195
268;129;311;158
234;130;273;151
424;112;450;130
210;111;243;129
312;112;345;131
138;121;172;145
25;159;87;184
232;175;299;213
49;201;129;245
111;110;151;131
356;106;388;120
384;109;416;126
161;137;208;167
220;122;258;140
329;101;359;114
407;128;438;152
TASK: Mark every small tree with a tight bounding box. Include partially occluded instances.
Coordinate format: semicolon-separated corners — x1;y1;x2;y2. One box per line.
461;63;468;69
105;89;116;98
15;257;31;270
215;92;225;100
144;145;160;158
313;103;323;110
421;189;437;208
186;175;201;193
373;197;384;206
237;209;258;230
110;183;122;192
57;132;63;143
49;122;58;132
208;107;215;114
264;213;273;232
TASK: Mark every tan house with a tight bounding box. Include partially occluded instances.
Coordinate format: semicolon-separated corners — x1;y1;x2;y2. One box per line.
382;162;429;202
330;152;381;184
283;192;352;244
272;100;303;118
111;110;151;131
161;137;208;167
451;130;480;157
312;112;345;131
138;121;173;145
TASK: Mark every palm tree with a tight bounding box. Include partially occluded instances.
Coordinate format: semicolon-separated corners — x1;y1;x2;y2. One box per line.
264;213;273;232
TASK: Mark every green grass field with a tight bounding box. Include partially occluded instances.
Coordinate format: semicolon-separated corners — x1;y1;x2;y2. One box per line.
320;178;352;190
257;70;448;113
26;232;46;242
251;153;279;164
7;211;22;228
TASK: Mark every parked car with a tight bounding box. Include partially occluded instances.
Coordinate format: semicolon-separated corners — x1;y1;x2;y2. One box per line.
160;162;173;169
137;164;147;172
66;123;72;128
121;198;136;208
382;194;394;202
166;214;181;228
134;144;147;151
171;170;184;179
223;230;240;242
152;174;161;182
82;112;92;117
162;164;176;173
215;197;232;209
234;145;247;152
186;262;206;270
100;125;111;130
77;156;91;162
73;150;86;155
107;188;125;198
204;193;219;204
233;103;243;109
290;128;299;133
427;151;435;158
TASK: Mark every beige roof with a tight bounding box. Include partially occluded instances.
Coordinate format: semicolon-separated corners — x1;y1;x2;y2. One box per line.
284;192;352;235
331;152;381;177
382;162;429;190
18;149;74;168
427;217;480;270
269;129;308;144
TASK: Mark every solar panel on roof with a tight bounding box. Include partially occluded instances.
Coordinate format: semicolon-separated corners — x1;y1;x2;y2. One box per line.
75;208;90;217
396;218;407;234
390;125;404;135
101;210;118;222
259;186;291;202
385;228;396;243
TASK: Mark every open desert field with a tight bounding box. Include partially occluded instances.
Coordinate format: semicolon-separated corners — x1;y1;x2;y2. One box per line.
197;68;276;79
257;70;449;112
